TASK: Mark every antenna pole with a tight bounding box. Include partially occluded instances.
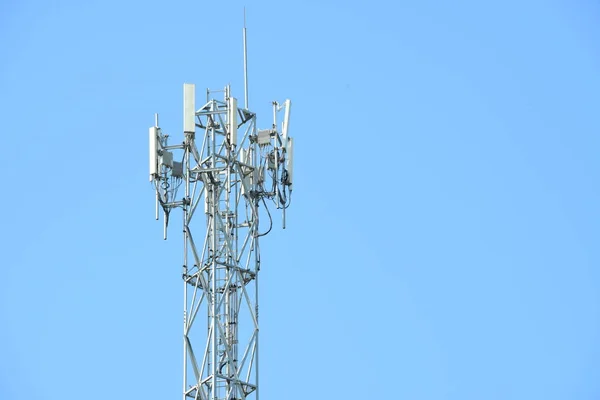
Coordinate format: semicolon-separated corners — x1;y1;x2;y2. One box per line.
243;8;249;109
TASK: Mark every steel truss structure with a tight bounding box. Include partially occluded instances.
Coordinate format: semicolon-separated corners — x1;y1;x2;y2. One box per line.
149;83;292;400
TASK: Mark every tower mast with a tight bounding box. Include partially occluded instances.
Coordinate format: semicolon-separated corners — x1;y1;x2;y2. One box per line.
148;21;294;400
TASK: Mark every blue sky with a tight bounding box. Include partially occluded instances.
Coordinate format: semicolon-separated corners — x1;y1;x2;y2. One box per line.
1;0;600;399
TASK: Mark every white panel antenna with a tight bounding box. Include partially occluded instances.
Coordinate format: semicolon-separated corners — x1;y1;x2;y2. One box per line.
149;126;158;181
184;83;195;133
282;99;291;141
286;136;294;189
228;97;238;146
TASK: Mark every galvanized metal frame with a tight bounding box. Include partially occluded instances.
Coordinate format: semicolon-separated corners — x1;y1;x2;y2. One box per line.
154;86;261;400
183;88;260;400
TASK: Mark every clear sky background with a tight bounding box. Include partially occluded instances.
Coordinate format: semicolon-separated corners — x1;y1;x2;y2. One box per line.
1;0;599;399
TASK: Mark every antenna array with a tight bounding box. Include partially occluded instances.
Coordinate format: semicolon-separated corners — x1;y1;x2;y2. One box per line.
148;22;294;400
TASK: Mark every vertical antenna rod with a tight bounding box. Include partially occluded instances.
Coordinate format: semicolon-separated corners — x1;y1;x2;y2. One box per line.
243;8;249;109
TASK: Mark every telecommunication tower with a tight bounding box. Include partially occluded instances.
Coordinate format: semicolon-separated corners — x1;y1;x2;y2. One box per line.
148;19;294;400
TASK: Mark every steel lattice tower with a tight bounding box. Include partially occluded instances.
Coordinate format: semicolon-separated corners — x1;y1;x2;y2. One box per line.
149;65;293;400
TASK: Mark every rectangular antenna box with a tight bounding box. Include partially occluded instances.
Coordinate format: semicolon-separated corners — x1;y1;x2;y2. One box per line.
172;161;183;178
161;151;173;168
257;129;271;145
